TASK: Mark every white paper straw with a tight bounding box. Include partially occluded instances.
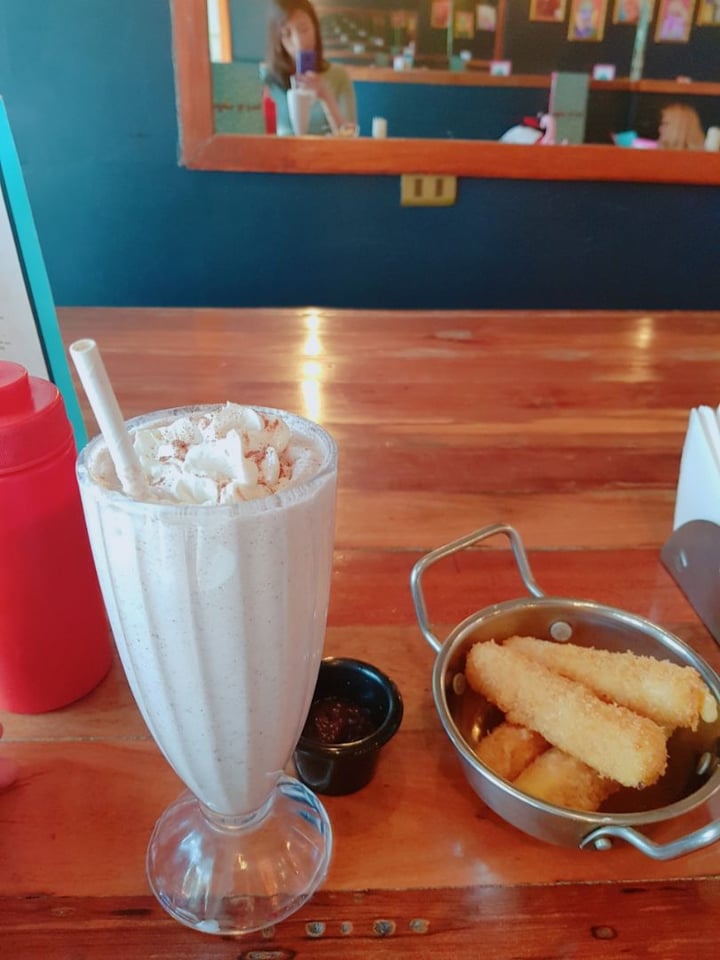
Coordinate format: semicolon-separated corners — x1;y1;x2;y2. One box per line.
69;338;149;500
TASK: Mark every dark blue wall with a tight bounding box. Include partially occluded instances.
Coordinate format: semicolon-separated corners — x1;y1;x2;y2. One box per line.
0;0;717;309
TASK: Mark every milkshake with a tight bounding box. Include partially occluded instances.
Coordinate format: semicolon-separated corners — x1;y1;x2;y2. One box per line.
76;402;337;933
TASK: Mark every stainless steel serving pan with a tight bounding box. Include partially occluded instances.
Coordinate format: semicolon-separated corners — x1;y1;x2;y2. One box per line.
410;523;720;860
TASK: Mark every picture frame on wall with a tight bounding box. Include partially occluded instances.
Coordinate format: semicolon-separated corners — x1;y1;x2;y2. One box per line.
568;0;609;39
476;3;498;30
696;0;720;23
430;0;451;28
655;0;696;39
612;0;655;23
529;0;568;21
454;10;475;37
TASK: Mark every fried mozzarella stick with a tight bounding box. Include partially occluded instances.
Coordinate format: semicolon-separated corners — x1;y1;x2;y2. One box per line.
513;747;619;812
474;722;549;781
505;635;718;732
465;641;668;788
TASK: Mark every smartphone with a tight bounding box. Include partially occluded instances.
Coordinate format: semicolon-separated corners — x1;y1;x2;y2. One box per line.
296;50;317;74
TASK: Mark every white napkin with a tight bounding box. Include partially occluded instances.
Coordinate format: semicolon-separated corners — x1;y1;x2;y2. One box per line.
674;406;720;529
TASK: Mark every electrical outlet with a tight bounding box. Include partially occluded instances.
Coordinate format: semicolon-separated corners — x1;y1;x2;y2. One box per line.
400;175;457;207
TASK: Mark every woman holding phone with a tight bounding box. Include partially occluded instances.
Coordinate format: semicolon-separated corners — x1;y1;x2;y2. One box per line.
261;0;357;136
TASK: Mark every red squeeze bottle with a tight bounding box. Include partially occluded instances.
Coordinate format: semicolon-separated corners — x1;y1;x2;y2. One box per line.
0;360;112;713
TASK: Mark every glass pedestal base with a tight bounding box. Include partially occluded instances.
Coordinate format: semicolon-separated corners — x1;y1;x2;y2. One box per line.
146;774;332;935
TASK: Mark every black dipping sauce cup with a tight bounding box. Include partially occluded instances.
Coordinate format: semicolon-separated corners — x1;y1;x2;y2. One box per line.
293;657;403;795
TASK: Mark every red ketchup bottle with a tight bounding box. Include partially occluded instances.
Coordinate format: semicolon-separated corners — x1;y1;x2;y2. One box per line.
0;360;112;713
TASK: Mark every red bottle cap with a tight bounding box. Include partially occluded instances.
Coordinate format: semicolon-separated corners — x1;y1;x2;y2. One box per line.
0;360;71;473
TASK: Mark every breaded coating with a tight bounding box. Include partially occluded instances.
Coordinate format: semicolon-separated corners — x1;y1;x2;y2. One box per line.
505;635;718;732
474;722;549;781
465;641;668;788
513;747;619;812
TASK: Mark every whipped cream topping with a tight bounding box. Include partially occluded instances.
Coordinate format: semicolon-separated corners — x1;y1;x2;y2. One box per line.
132;404;295;505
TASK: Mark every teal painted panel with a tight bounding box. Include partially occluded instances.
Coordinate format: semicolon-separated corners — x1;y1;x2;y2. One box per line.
212;62;264;135
0;0;716;312
229;0;266;60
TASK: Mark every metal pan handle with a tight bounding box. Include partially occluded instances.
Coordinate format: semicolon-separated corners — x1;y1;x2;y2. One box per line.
580;819;720;860
410;522;545;653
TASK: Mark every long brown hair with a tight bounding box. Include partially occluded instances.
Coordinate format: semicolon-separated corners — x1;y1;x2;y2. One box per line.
265;0;327;90
658;103;706;151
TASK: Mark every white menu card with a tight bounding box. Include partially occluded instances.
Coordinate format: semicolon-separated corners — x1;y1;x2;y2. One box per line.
0;97;86;447
0;179;49;378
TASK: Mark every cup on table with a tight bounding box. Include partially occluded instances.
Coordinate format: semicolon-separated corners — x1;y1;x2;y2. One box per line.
372;116;387;139
706;126;720;152
287;88;316;136
76;404;338;936
294;657;403;795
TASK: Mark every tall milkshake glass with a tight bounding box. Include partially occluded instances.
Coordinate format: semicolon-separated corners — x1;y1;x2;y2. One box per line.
76;404;337;935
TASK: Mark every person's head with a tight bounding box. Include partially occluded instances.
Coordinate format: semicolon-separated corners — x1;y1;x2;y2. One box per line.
658;103;706;150
266;0;325;86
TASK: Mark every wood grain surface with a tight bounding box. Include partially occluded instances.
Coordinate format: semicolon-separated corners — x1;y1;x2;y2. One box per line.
2;307;719;958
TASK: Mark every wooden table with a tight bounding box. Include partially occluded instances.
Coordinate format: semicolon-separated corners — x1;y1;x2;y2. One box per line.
3;307;720;958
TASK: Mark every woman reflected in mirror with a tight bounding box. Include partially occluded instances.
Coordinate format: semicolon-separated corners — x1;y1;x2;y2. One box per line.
261;0;358;137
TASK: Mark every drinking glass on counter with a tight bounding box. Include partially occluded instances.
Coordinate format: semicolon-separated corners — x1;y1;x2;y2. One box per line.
71;342;337;935
287;87;316;136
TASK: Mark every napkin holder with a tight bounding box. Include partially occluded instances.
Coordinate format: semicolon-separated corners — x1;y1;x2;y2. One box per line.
661;520;720;647
662;406;720;646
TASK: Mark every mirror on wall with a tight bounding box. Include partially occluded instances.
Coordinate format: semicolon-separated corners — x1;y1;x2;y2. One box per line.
171;0;720;183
